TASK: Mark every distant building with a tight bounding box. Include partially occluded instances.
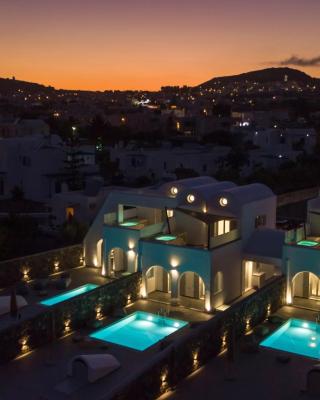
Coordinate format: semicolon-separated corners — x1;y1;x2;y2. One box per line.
108;142;230;181
0;134;100;202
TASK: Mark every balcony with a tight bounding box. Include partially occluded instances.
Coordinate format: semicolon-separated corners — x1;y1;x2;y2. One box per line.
285;225;320;249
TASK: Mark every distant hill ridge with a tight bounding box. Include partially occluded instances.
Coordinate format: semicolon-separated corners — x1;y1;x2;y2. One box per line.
198;67;319;88
0;77;54;94
0;67;318;93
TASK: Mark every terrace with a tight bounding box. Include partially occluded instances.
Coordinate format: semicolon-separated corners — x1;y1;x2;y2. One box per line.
0;299;211;400
161;306;320;400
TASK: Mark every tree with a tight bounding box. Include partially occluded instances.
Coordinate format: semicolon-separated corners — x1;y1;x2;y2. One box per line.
63;126;85;190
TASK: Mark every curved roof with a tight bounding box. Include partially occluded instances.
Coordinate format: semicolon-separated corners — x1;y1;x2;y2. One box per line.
160;176;217;195
223;184;274;205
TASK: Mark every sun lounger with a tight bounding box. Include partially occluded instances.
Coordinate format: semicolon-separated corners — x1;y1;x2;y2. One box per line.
67;354;120;383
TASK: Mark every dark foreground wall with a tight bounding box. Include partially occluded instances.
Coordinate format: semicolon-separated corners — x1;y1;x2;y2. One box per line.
112;276;286;400
0;272;141;363
0;244;83;287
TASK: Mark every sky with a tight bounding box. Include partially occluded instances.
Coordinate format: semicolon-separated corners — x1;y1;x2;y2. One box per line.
0;0;319;90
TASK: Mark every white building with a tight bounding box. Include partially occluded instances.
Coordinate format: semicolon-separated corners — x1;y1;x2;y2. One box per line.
0;134;100;202
84;176;282;312
283;194;320;308
108;143;230;181
0;118;50;138
251;128;316;154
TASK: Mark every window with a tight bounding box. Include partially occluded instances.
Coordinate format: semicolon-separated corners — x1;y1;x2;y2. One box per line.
66;207;74;220
214;219;232;236
255;215;266;228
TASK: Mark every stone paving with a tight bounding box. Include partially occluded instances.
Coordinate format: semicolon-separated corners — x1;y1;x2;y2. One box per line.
160;306;320;400
0;298;213;400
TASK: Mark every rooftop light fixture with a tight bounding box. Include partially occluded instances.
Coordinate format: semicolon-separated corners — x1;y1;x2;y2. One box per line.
170;186;178;196
219;197;228;207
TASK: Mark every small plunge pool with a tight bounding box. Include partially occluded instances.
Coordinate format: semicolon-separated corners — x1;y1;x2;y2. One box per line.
261;318;320;359
90;311;188;351
40;283;98;306
156;235;177;242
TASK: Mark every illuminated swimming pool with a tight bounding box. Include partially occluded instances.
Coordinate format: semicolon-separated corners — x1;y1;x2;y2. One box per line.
90;311;188;351
156;235;177;241
297;240;319;247
120;221;139;227
40;283;98;306
261;318;320;359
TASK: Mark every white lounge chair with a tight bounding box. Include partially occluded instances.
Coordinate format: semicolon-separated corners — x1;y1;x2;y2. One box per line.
67;354;120;383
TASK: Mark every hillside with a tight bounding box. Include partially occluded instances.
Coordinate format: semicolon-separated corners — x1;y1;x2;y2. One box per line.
198;67;318;88
0;77;54;95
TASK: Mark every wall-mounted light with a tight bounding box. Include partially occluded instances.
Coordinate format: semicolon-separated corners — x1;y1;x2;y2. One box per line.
128;240;135;250
187;194;195;203
245;318;251;333
192;349;199;369
19;336;29;353
64;319;71;334
95;306;103;320
21;266;30;281
53;260;60;272
267;304;271;317
219;197;228;207
170;186;178;196
170;257;179;268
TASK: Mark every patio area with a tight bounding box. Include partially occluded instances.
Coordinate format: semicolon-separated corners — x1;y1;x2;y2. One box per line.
0;298;212;400
160;305;320;400
0;266;109;307
147;291;206;312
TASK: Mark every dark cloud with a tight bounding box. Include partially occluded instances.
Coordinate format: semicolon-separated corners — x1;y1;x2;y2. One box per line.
278;55;320;67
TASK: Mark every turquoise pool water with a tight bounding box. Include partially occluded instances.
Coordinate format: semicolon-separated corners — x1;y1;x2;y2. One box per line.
40;283;98;306
297;240;319;247
90;311;188;351
156;235;177;241
261;318;320;359
120;221;139;227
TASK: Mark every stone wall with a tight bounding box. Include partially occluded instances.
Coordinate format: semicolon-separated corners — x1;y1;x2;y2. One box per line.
112;276;286;400
0;244;83;287
0;272;141;363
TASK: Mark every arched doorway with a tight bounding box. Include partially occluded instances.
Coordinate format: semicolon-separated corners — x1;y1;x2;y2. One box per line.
292;271;320;302
179;271;205;310
145;266;170;302
108;248;127;275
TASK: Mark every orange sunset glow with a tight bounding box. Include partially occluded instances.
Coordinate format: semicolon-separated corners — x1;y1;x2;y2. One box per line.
0;0;320;90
